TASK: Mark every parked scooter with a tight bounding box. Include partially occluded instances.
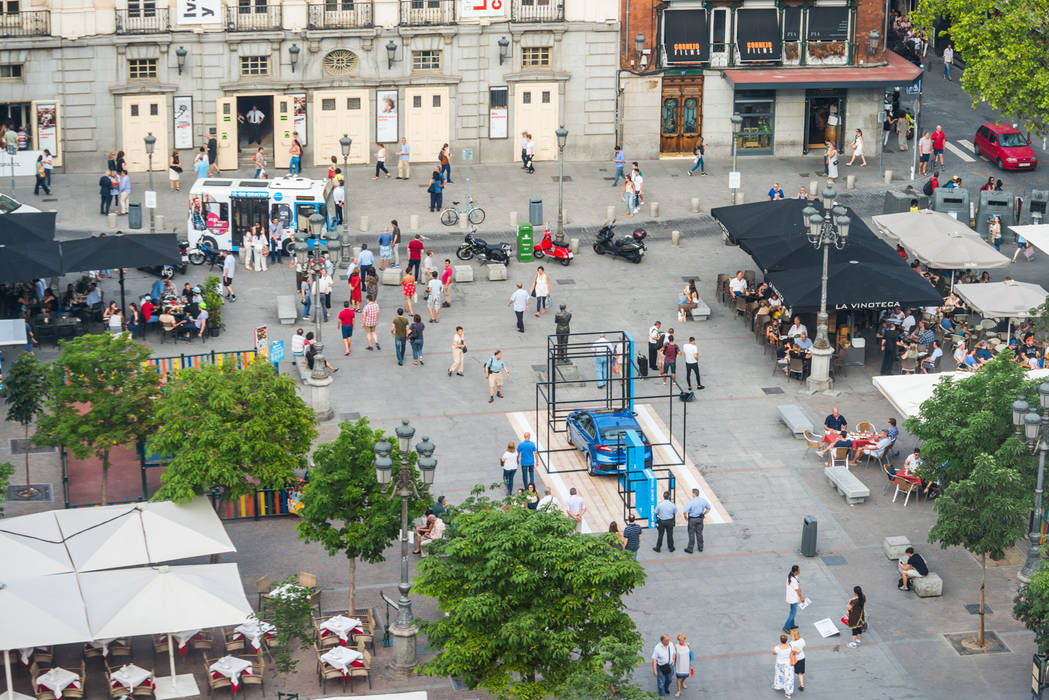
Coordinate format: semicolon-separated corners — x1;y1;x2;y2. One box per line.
593;221;646;263
456;229;512;265
533;227;574;265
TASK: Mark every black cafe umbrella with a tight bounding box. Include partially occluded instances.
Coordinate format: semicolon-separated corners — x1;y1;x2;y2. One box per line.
60;233;182;310
740;217;905;273
0;239;63;284
765;259;942;314
0;211;58;243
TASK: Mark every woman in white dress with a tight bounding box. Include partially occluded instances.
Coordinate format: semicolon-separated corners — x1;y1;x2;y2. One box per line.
252;226;268;271
826;141;839;183
772;633;795;698
243;229;255;271
846;128;868;166
673;633;693;697
530;266;550;316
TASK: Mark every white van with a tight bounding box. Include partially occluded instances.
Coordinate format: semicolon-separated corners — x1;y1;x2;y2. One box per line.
186;176;337;255
0;192;41;214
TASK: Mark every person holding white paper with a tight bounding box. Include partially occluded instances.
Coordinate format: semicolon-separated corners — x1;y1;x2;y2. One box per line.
784;565;807;633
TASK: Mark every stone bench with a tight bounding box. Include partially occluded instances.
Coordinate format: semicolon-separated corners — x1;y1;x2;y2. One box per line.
454;265;474;283
883;536;911;560
913;572;943;597
777;404;814;437
681;296;712;322
487;265;508;281
276;295;297;325
824;466;870;505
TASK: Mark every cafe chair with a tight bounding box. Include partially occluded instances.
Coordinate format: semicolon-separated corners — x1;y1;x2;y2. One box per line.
856;421;874;434
830;446;850;469
131;671;155;699
31;648;54;667
348;646;372;692
63;661;87;700
900;356;918;374
315;648;347;693
34;689;55;700
314;616;341;650
743;269;756;288
715;274;729;305
29;662;50;685
108;642;132;661
104;669;130;699
255;576;271;609
298;572;318;589
787;356;805;382
222;629;246;654
802;430;823;460
830;349;847;379
881;464;897;495
203;656;232;697
734;296;747;319
151;635;170;659
892;475;920;506
191;631;214;653
82;644;103;662
239;655;265;695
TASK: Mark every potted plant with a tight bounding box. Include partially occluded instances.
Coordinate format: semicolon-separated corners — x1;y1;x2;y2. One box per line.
203;275;224;336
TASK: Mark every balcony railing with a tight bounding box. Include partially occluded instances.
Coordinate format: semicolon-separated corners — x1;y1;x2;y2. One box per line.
511;0;563;22
307;2;373;28
226;5;282;31
115;8;170;34
399;0;455;26
0;10;51;38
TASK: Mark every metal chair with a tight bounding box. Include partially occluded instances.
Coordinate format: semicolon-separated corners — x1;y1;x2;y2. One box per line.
892;475;920;506
802;430;824;460
856;421;874;434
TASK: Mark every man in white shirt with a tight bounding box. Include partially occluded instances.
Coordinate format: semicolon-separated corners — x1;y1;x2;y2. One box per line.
245;105;265;145
897;446;922;477
728;271;747;297
651;635;676;697
520;132;529;169
647;321;663;370
942;43;954;80
536;486;560;512
508;282;529;333
787;317;807;339
397;137;411;180
681;336;703;390
525;135;535;173
221;252;237;301
564;487;586;531
316;270;333;322
426;271;443;323
592;333;615;388
921;341;943;374
333;182;345;225
901;310;916;335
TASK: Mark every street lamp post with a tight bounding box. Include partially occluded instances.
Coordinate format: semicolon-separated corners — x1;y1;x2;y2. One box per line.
144;132;156;233
730;113;742;204
803;187;850;393
373;421;437;678
1014;385;1049;583
295;221;334;422
555;125;568;246
6;142;15;195
339;134;352;268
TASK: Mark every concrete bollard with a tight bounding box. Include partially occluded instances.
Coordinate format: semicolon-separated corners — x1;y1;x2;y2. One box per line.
569;237;579;253
606;205;615;221
846;174;856;191
810;179;819;197
733;191;744;205
459;214;468;230
883;170;893;184
107;212;117;229
359;215;369;232
690;197;700;214
650;202;660;218
509;210;517;227
155;214;165;230
671;230;680;246
410;214;420;231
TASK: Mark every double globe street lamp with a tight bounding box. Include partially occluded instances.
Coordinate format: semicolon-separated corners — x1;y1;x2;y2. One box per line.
339;134;352;267
1012;384;1049;583
294;213;337;421
801;187;850;393
555;125;568;246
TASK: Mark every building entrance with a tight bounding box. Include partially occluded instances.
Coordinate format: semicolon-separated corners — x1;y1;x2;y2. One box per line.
235;95;274;153
660;75;703;156
804;91;846;154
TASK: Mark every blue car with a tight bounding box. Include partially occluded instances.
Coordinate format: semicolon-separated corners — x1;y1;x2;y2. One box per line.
565;410;653;475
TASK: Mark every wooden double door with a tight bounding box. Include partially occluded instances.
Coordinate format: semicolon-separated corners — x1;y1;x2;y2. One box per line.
660;76;704;155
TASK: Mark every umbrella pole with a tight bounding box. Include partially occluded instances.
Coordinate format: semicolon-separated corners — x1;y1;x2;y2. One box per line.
167;633;176;680
119;267;126;312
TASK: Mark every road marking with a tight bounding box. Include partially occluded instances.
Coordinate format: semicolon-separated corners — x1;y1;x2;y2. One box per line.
945;140;975;162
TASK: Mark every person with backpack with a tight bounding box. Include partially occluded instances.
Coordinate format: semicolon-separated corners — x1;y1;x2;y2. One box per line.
922;171;939;196
484;350;509;403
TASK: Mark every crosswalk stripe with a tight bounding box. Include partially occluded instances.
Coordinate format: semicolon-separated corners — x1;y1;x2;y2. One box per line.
945;141;976;162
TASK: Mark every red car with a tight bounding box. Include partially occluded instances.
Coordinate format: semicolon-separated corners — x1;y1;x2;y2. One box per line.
973;123;1038;171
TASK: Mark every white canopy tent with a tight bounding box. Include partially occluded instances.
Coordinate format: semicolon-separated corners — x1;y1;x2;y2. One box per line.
873;369;1049;418
954;280;1049;339
1009;224;1049;254
0;511;73;579
871;210;1010;274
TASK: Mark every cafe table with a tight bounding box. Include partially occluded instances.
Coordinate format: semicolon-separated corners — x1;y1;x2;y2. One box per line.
232;621;276;652
172;629;202;657
319;647;364;678
209;656;252;693
110;663;152;691
36;667;80;699
319;615;363;645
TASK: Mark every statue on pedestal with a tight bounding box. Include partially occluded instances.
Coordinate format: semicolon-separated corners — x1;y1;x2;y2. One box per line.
554;304;571;363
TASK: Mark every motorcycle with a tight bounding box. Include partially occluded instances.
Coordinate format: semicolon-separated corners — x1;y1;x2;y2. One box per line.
139;241;189;278
187;240;222;268
533;227;574;266
456;229;512;265
593;221;646;264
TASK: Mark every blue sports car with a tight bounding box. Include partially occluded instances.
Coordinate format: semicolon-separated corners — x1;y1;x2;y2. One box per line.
565;410;653;475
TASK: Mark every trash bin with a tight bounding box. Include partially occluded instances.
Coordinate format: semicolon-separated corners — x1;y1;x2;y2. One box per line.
128;201;143;230
517;223;534;262
800;515;818;557
529;198;543;226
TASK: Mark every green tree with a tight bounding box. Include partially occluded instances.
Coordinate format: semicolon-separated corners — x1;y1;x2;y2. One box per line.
152;361;315;504
414;491;647;700
202;275;224;331
551;638;658;700
1015;559;1049;654
297;418;430;613
911;0;1049;137
929;454;1028;647
2;352;47;498
34;334;160;505
0;461;15;515
904;352;1036;488
254;575;315;676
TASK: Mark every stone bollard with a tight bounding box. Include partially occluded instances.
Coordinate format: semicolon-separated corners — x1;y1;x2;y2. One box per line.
650;202;660;218
359;215;369;232
733;191;744;205
883;170;893;184
107;212;117;229
606;205;615;221
509;210;518;227
690;197;700;213
810;179;820;197
569;237;579;253
671;230;680;246
459;213;468;230
410;214;420;231
155;214;165;230
846;174;856;191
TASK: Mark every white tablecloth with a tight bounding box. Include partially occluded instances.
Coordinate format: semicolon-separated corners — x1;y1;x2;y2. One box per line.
110;663;151;690
268;583;310;600
173;629;202;651
320;646;363;676
36;667;79;699
320;615;363;643
209;656;253;689
19;646;48;666
233;621;275;651
89;638;127;657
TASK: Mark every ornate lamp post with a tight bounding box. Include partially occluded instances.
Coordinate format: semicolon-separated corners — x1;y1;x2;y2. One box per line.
803;186;850;393
295;219;333;421
730;113;742;204
374;421;437;677
1014;384;1049;583
144;132;156;233
555;125;568;246
338;134;352;268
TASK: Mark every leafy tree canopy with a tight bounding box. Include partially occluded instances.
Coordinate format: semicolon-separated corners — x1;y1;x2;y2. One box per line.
2;352;47;493
1016;559;1049;653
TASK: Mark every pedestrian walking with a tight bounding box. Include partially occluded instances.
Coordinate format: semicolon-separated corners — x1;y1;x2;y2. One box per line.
441;259;454;307
252;147;266;178
688;137;706;175
661;335;678;385
390;307;409;364
608;522;626;548
673;634;693;697
681;336;704;390
378;228;394;270
243;228;256;271
439;143;453;183
397;136;411;180
333;180;345;225
525;134;535;174
622;175;638;217
564;487;586;531
652;491;677;552
193;149;209;179
428;167;444;212
623;514;642;559
288;132;302;176
338;301;355;355
426;271;442;323
845;585;866;648
221;252;237;301
373;143;391;179
400;270;416;315
520;131;529;169
517;432;537;487
33;156;50;195
300;273;312;319
651;635;676;699
168;149;182;191
942;43;954;80
788;628;806;692
882;112;895;151
771;634;796;698
593;332;614;388
423;250;436;282
500;442;518;495
918;132;932;175
931;125;946;167
484;349;509;402
683;488;710;553
529;266;550;316
42;149;53;188
362;295;381;351
508;282;529;332
784;564;806;633
365;267;379;302
826;141;839;182
317;269;332;321
407;234;424;280
391;220;402;268
612;145;626;186
896;110;908;151
448;325;466;376
846;129;867;166
408;314;425;364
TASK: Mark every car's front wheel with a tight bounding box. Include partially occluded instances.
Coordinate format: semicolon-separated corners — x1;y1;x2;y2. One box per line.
586;452;595;476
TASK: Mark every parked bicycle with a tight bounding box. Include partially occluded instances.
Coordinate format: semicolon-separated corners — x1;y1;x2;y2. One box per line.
441;198;486;226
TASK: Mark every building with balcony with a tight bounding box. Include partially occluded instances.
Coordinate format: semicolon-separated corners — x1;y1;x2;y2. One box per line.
619;0;922;160
0;0;618;172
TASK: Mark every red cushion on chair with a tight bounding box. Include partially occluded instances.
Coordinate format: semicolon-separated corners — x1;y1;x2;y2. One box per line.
211;672;222;681
320;629;331;637
178;645;188;657
112;681;122;689
350;660;364;668
352;627;363;635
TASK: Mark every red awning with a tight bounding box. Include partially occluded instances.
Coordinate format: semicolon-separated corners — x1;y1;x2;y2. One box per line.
724;51;922;90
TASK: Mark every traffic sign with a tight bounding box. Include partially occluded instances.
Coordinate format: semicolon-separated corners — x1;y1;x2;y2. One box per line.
144;191;157;209
462;148;474;161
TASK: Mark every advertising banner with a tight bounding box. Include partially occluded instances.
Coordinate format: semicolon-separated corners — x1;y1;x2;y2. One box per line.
291;94;307;146
737;9;781;62
36;103;57;156
461;0;505;18
175;0;221;25
173;96;193;150
376;89;398;143
663;10;710;64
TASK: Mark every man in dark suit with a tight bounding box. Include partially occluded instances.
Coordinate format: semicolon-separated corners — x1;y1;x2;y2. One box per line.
206;129;218;175
99;170;114;215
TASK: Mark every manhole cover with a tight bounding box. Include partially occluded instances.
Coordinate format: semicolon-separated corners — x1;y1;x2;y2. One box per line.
551;176;573;183
10;439;55;455
964;603;991;615
555;279;576;285
762;387;785;395
338;412;361;421
820;554;847;566
6;484;53;502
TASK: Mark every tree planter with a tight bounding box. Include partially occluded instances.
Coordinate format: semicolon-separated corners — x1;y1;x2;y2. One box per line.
807;41;846;59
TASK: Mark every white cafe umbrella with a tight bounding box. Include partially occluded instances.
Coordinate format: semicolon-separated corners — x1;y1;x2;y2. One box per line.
954;280;1049;341
79;564;252;700
0;511;73;579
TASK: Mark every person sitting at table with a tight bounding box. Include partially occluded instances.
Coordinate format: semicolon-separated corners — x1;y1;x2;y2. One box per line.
886;417;899;442
1021;337;1042;368
765;321;781;348
795;332;813;352
126;303;142;337
61;284;76;311
849;429;892;466
914;321;935;347
887;306;905;326
141;296;155;322
159;308;186;336
974;341;993;367
40;288;57;312
85;283;102;309
102;300;119;322
181;283;193;305
745;282;771;303
817;430;853;462
939;316;955;334
824;407;848;433
787;317;807;339
728;271;747;298
188;302;209;338
767;293;783;318
161;278;178;299
890;446;922;480
901;309;917;336
900;342;919;363
922;342;943;374
190;285;204;305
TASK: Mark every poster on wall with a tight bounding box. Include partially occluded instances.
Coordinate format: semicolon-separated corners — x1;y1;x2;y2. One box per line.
36;103;57;156
736;9;782;62
662;9;710;63
173;96;193;150
175;0;221;24
461;0;505;18
291;94;307;146
376;90;398;143
489;86;508;139
807;7;850;41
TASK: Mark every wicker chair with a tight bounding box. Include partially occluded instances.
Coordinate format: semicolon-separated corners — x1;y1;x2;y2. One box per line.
107;642;132;662
104;670;130;699
131;671;155;699
787;356;805;381
314;616;341;650
255;576;270;609
802;429;824;458
222;629;246;654
829;446;850;469
856;421;874;435
62;662;87;700
298;572;318;589
151;635;170;658
239;655;265;696
190;631;214;654
203;657;232;696
316;649;346;694
348;648;372;692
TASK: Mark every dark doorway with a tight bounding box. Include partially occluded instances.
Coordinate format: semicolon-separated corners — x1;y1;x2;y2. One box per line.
235;95;274;152
660;75;704;155
804;90;846;154
230;196;269;248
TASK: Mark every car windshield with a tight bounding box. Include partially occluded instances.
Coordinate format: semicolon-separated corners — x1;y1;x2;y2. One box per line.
999;132;1028;148
0;193;21;213
599;427;644;443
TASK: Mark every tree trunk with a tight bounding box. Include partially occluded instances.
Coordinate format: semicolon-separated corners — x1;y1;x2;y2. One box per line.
348;556;357;614
23;424;31;489
100;450;110;506
979;552;986;647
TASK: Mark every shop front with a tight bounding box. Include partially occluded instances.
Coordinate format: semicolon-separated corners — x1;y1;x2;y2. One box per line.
659;8;709;156
0;99;62;174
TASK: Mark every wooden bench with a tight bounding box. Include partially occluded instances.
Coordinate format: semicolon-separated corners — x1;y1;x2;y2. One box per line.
777;404;814;437
276;295;297;325
824;467;870;505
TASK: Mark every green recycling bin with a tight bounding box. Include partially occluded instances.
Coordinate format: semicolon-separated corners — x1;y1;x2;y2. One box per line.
517;223;534;262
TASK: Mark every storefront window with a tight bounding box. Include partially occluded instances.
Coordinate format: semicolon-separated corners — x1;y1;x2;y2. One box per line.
733;91;774;155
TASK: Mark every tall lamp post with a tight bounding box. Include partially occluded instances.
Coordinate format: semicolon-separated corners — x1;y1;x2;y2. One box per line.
6;142;15;194
802;186;850;393
729;113;742;204
144;132;156;233
295;218;334;421
555;125;568;246
373;421;437;678
1013;385;1049;583
339;134;352;268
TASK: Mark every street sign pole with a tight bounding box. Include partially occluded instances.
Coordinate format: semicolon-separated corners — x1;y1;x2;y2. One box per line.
462;148;474;203
6;143;16;195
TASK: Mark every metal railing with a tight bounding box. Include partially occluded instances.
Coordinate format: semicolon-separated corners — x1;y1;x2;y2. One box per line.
115;8;170;33
226;4;282;31
307;2;373;28
0;10;51;38
399;0;455;25
511;0;563;22
141;349;258;377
